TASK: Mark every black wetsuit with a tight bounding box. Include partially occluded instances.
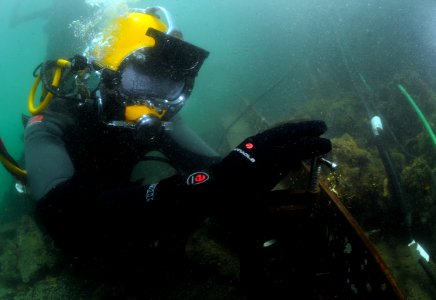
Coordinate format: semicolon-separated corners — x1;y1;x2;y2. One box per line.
24;94;222;274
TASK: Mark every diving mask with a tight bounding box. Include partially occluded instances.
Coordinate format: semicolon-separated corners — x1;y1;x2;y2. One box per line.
116;27;209;121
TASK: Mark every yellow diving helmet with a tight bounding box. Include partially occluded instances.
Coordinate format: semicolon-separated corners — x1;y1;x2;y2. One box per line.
87;6;209;141
91;7;181;71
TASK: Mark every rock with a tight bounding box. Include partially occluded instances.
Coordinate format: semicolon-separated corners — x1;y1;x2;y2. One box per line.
15;215;58;283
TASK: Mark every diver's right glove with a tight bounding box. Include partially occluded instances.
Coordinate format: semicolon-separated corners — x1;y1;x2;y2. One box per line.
212;120;332;192
148;120;331;216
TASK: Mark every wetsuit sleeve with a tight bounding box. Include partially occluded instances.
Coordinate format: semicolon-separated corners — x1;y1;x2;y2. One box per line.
159;115;222;172
25;111;216;252
23;94;223;263
24;111;75;201
34;167;217;256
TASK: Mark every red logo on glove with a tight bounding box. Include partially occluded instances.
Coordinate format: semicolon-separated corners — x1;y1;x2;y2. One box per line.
187;171;210;185
245;142;254;150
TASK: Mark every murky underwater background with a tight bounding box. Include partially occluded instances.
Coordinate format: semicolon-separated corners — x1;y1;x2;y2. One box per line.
2;0;436;298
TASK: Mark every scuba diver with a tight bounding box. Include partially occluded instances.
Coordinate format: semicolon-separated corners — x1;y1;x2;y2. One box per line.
18;5;332;294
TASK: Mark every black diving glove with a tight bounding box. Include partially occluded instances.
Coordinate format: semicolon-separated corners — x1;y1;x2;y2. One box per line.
149;120;331;215
212;119;332;192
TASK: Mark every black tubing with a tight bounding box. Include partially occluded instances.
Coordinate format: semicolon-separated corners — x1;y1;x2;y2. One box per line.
374;132;413;240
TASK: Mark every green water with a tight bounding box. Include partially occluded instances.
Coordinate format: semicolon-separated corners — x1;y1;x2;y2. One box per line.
0;1;49;203
1;0;429;202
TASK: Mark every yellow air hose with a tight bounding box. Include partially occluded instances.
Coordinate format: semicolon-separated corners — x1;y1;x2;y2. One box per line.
0;153;27;181
28;59;71;115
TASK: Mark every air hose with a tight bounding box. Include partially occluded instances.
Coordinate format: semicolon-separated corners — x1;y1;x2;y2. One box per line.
371;120;413;240
28;59;71;115
0;153;27;182
330;10;435;287
0;138;27;183
331;14;414;241
397;84;436;149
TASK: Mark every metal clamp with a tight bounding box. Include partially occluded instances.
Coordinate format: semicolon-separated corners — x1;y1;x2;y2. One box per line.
308;156;338;193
